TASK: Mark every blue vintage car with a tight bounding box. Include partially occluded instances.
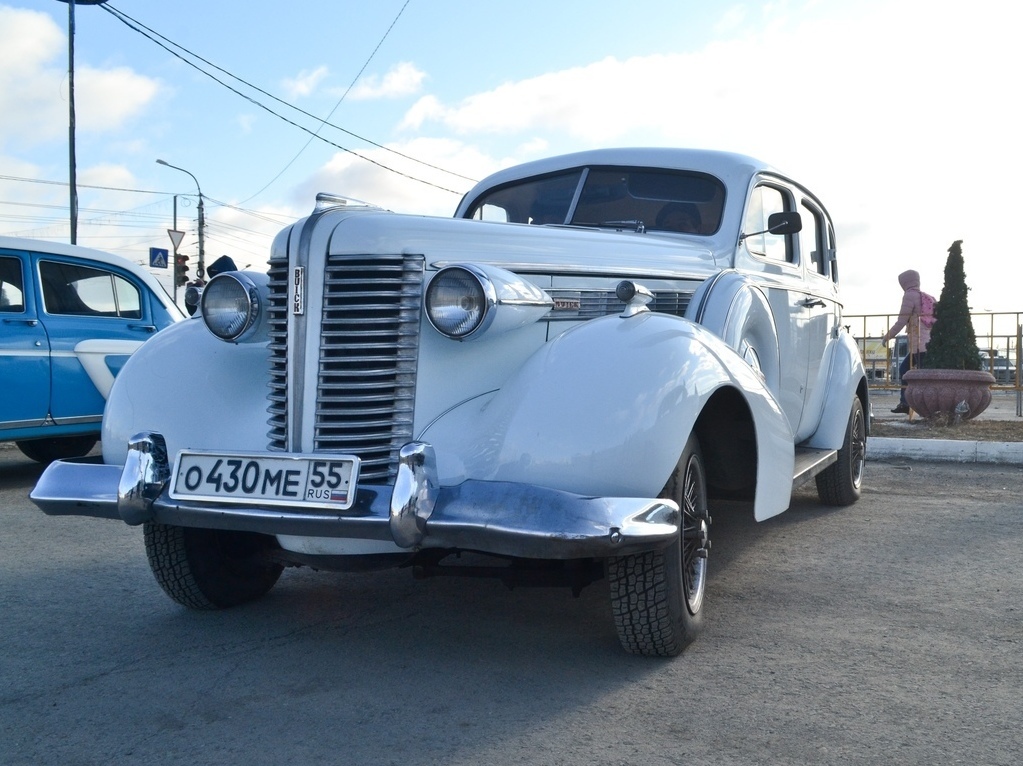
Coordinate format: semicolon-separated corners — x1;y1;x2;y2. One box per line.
1;236;183;462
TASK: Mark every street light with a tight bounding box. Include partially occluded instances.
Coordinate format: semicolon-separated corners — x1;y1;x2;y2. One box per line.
156;159;205;279
56;0;109;245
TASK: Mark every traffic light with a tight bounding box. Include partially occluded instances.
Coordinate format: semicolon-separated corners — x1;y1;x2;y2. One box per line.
174;254;189;286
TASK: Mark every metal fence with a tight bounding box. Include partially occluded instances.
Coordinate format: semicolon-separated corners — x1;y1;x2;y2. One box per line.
845;311;1023;394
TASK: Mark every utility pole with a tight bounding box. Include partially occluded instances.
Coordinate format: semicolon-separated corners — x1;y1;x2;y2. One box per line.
156;159;205;280
56;0;108;245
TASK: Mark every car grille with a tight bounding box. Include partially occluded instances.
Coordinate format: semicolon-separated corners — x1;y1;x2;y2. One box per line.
266;253;425;484
546;289;693;320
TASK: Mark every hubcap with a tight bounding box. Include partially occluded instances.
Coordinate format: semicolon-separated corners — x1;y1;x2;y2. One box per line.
680;454;709;614
850;406;865;488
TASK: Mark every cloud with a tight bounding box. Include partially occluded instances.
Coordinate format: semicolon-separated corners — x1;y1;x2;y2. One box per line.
76;65;161;132
348;62;426;100
0;6;160;149
293;137;496;217
0;7;69;147
386;0;1023;314
281;65;330;99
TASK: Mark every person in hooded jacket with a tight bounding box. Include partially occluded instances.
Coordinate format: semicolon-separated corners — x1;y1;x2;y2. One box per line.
880;269;936;414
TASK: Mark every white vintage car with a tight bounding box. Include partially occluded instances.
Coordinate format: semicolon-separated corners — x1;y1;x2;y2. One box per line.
32;148;868;656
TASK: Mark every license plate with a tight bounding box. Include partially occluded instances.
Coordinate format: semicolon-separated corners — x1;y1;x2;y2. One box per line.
169;451;360;511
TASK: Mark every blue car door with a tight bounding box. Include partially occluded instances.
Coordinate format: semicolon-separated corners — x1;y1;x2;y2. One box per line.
1;251;50;431
35;254;157;423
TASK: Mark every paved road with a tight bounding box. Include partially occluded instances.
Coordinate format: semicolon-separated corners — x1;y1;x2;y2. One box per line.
2;446;1021;766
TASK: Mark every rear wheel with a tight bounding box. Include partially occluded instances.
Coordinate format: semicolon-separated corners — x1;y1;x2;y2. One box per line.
816;396;866;506
16;435;97;464
608;434;710;657
143;522;284;610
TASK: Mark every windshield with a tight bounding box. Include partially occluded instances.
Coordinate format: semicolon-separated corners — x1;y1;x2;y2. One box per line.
464;166;725;235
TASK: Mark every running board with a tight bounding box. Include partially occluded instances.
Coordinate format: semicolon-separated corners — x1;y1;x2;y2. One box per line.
792;447;838;490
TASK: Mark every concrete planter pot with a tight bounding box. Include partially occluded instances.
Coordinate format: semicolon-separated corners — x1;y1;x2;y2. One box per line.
902;368;996;420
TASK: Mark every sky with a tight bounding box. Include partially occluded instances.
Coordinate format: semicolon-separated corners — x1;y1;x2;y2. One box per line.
0;0;1019;324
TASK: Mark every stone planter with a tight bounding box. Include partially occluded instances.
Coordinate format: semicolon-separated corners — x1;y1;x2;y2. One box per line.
902;368;996;420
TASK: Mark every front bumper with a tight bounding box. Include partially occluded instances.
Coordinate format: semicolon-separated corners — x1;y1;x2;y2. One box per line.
30;432;680;560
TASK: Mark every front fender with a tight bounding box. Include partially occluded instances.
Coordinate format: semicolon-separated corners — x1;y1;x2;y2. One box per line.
102;317;271;466
422;312;795;520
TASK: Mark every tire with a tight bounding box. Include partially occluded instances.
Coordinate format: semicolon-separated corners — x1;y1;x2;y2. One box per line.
143;522;284;610
16;435;98;464
816;396;866;506
608;434;710;657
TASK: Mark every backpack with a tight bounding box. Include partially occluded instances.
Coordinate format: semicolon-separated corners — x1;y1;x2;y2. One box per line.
918;290;937;330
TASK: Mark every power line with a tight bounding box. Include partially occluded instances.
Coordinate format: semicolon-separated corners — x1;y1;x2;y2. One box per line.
101;3;475;195
242;0;412;203
0;173;166;196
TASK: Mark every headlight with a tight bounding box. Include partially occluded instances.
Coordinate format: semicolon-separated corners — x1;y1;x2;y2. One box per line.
201;272;261;342
425;266;496;339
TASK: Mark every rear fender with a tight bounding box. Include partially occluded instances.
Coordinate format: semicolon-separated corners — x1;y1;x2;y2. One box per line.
803;331;869;450
421;312;795;521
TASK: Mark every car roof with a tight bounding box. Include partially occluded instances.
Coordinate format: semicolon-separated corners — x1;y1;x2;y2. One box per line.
0;235;183;317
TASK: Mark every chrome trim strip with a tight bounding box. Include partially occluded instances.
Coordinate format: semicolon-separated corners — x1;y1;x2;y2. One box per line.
49;415;102;426
429;261;711;280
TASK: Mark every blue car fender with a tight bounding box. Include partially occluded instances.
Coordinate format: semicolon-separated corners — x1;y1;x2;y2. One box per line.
423;311;796;521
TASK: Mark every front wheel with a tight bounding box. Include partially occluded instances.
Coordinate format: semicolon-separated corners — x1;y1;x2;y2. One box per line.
608;434;710;657
816;396;866;506
143;523;284;610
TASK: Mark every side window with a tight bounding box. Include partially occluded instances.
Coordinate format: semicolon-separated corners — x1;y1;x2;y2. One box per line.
0;256;25;312
827;223;838;283
744;185;793;262
39;260;142;319
800;200;827;276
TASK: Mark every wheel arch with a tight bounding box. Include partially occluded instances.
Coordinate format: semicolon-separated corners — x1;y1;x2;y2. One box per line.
694;386;758;503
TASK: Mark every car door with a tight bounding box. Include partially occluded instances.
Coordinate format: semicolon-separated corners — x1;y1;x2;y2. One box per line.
34;254;156;423
793;197;840;441
741;182;815;436
0;251;50;431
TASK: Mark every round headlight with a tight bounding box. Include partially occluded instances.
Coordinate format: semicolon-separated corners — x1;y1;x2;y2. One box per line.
201;273;260;342
425;266;494;339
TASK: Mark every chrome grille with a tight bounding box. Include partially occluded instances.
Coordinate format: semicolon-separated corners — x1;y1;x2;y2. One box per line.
546;289;693;320
266;256;290;449
266;253;425;484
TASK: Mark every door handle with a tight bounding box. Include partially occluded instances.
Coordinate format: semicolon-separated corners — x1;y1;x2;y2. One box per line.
801;298;825;309
128;324;158;333
2;317;39;326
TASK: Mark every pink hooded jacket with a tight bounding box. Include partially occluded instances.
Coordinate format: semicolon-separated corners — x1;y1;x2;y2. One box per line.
881;269;933;354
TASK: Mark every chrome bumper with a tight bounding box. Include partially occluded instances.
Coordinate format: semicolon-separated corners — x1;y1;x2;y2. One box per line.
30;432;680;560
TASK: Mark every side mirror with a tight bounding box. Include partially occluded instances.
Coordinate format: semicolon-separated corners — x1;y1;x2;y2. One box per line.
740;211;802;242
766;211;802;235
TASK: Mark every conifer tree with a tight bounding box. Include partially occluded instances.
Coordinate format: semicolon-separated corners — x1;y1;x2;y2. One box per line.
923;240;981;370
